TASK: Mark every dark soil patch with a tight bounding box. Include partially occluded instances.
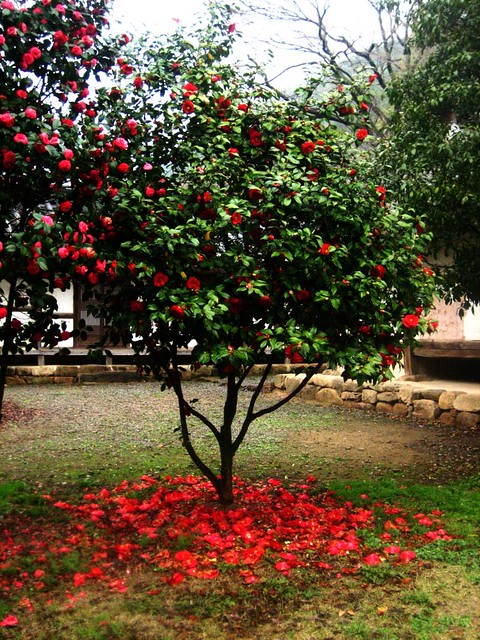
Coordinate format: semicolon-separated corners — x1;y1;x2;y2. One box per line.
0;400;39;426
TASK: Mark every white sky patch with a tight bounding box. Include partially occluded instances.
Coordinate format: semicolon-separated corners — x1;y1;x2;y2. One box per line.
108;0;381;90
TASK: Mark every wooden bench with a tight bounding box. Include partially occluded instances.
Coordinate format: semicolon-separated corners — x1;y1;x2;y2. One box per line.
404;340;480;380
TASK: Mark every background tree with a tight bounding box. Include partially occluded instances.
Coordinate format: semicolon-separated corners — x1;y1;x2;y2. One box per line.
64;2;438;504
383;0;480;307
0;0;117;419
238;0;421;134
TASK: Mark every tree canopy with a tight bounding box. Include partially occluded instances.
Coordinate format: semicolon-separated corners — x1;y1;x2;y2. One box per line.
0;0;438;501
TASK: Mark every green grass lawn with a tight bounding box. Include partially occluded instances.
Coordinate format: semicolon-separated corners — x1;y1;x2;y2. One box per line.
0;381;478;639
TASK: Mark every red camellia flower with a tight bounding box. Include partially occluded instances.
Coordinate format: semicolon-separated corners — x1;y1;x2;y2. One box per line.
228;297;243;314
364;553;382;566
186;276;201;291
183;82;198;97
0;615;18;628
258;295;272;308
169;304;185;319
231;212;242;225
237;103;248;112
356;128;369;141
2;149;16;169
58;159;71;172
0;307;7;320
113;137;129;150
130;300;144;312
285;344;303;363
249;129;263;147
59;201;72;212
228;147;239;157
14;133;28;145
295;289;310;301
117;162;129;174
402;314;420;329
24;107;37;119
0;112;15;127
371;265;386;279
153;272;169;287
182;100;195;114
301;140;316;154
319;243;331;255
249;188;262;201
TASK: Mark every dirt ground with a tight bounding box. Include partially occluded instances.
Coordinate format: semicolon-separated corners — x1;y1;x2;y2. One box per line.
265;388;480;483
1;381;479;485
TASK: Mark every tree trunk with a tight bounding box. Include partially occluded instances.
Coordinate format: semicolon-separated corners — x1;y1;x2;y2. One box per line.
217;447;234;505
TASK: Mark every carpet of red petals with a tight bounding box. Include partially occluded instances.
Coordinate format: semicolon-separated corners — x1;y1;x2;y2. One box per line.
0;475;453;627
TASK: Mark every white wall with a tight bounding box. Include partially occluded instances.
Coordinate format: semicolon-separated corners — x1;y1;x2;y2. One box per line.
0;280;75;347
464;307;480;340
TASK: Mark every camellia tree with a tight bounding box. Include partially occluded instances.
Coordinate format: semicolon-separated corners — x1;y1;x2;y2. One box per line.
0;0;118;419
54;2;439;504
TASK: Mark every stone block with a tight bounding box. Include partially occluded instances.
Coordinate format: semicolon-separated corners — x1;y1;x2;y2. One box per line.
28;376;53;385
192;366;214;378
341;391;362;402
30;366;56;377
438;410;458;427
10;366;35;377
343;380;361;392
285;374;306;394
376;402;394;414
76;371;141;383
412;399;441;422
373;382;396;392
354;402;376;411
398;386;413;404
362;389;378;404
453;394;480;413
309;374;344;392
274;374;288;389
315;387;342;406
393;403;410;417
341;400;358;409
54;366;80;377
79;364;113;373
456;412;480;428
54;376;75;385
5;376;26;385
412;388;428;401
300;385;318;402
438;391;458;411
421;388;446;402
377;392;398;403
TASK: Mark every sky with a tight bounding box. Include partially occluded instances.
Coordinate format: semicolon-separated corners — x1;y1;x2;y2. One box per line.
109;0;381;89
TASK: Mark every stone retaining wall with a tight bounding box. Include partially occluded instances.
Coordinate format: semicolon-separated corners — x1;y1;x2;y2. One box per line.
5;364;219;385
5;363;288;386
273;372;480;428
